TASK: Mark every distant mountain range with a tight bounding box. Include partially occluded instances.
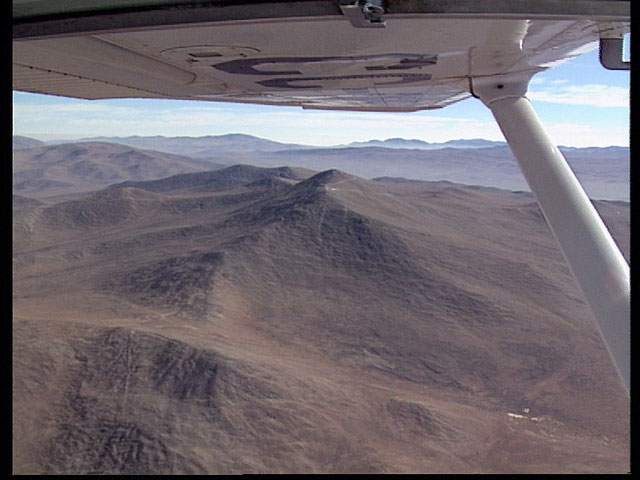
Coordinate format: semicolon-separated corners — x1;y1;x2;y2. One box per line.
344;138;506;149
69;134;312;158
15;134;629;154
10;134;510;155
13;135;629;201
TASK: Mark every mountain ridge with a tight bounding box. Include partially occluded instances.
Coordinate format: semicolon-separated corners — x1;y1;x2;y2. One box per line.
13;141;225;198
13;135;628;201
13;135;46;150
107;164;315;194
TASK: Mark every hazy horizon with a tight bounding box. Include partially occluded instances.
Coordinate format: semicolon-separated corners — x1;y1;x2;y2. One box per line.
12;132;630;150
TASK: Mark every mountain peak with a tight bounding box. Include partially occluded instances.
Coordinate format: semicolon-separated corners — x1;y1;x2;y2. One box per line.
302;169;356;187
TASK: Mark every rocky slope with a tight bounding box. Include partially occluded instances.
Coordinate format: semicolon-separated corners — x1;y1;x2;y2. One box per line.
12;141;224;198
13;165;629;474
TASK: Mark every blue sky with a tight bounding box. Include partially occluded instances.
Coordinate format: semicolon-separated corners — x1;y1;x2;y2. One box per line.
12;43;630;147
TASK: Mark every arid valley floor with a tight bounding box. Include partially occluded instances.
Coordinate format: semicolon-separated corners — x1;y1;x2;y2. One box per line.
13;141;630;473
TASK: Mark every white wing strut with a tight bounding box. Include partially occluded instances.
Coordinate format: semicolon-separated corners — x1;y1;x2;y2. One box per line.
473;75;630;395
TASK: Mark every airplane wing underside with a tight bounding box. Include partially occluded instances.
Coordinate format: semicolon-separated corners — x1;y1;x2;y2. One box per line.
12;0;629;111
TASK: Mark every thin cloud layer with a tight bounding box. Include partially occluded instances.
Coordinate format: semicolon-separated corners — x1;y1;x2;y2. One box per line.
529;84;629;108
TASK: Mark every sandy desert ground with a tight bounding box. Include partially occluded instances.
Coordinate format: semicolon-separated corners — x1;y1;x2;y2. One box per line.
12;164;629;474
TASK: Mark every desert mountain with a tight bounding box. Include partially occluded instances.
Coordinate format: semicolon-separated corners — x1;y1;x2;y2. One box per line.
12;141;224;199
13;135;46;150
13;165;629;474
108;164;315;194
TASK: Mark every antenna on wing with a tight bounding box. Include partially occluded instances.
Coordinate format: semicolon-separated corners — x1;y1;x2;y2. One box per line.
340;0;387;28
